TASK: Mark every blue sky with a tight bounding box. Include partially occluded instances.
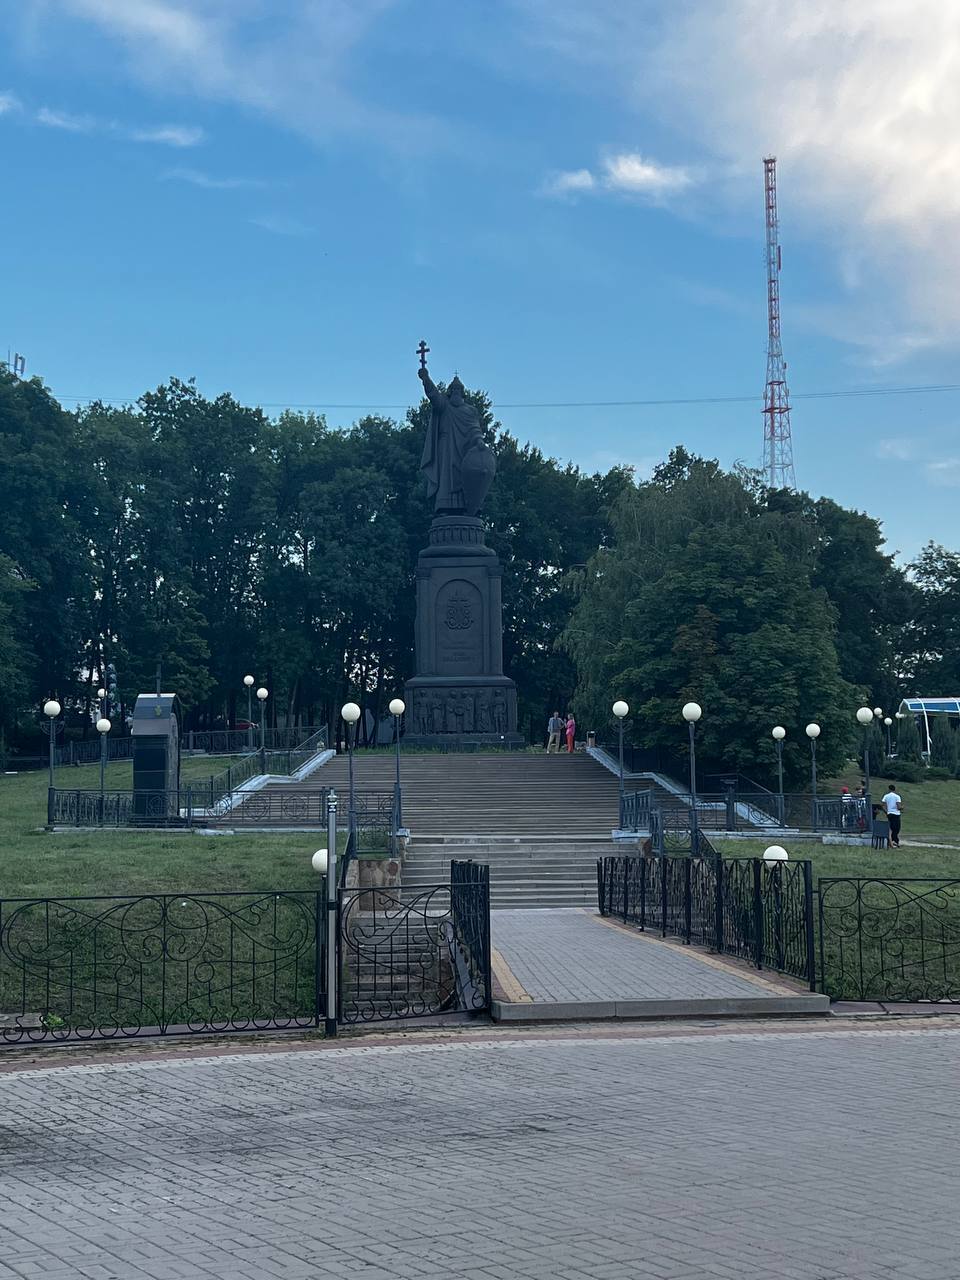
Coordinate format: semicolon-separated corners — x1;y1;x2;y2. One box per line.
2;0;959;560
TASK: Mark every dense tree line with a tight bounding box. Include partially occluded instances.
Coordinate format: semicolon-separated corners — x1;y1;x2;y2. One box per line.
1;370;956;779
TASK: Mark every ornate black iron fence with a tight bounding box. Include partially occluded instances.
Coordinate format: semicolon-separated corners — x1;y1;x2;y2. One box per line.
637;793;869;838
818;877;960;1002
0;891;324;1045
338;862;491;1024
598;853;816;988
48;786;400;837
620;789;652;830
183;727;327;754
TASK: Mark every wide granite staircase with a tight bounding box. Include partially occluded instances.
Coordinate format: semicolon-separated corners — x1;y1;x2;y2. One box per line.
269;751;629;907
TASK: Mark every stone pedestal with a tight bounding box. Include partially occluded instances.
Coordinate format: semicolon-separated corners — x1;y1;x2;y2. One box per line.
404;516;521;745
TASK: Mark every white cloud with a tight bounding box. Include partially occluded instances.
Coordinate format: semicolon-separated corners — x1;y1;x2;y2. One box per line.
129;124;204;147
876;438;917;462
601;152;692;197
164;166;262;189
36;0;444;154
250;214;313;237
0;91;22;115
514;0;960;354
926;458;960;487
34;102;203;145
37;105;95;132
542;168;595;197
543;151;695;203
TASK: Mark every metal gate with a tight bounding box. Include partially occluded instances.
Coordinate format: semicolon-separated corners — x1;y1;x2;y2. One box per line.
338;861;491;1024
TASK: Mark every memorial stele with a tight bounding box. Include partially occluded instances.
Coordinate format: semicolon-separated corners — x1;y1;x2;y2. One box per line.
403;341;521;745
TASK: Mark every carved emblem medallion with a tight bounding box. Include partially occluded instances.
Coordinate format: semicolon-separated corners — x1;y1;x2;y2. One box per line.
444;592;473;630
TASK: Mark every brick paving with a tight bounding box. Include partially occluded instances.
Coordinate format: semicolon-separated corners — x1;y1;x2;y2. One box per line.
492;907;791;1000
2;1025;959;1278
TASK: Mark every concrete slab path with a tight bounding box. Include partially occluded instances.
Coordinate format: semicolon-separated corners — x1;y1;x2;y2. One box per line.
491;907;828;1020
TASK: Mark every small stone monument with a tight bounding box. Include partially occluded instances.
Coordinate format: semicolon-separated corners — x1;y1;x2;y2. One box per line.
131;693;182;821
404;343;521;745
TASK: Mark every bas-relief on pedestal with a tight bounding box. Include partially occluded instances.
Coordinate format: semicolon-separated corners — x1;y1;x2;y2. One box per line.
404;343;521;745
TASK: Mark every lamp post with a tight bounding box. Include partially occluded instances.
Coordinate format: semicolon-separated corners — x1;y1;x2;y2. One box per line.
97;716;111;824
884;716;893;757
612;700;629;826
856;706;874;799
243;674;255;750
682;702;702;850
257;686;268;772
97;686;106;717
341;702;361;838
43;699;61;792
763;844;789;970
873;706;883;720
312;789;339;1038
806;723;821;829
389;698;405;829
772;726;786;824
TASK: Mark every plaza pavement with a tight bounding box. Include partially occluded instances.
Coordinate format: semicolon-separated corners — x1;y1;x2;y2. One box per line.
1;1022;958;1279
491;908;828;1020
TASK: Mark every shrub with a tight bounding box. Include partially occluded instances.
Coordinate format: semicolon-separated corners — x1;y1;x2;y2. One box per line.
896;713;923;763
930;715;959;772
882;761;925;784
925;766;953;781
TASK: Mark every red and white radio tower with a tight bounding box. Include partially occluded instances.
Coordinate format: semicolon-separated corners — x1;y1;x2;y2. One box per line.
762;156;796;489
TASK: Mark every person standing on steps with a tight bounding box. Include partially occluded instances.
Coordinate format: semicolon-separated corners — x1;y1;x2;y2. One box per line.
881;782;903;847
565;712;576;754
546;711;563;754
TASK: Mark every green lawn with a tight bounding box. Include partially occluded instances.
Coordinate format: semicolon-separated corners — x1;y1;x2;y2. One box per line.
713;838;960;880
823;766;960;842
0;763;329;899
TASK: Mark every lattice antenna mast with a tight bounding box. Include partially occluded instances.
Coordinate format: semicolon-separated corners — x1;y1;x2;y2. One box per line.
763;156;796;489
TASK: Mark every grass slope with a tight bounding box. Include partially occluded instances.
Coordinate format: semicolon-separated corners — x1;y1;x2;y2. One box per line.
1;761;325;899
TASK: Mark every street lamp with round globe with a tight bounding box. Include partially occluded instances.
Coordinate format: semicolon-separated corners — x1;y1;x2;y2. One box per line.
388;698;406;826
311;847;328;875
612;700;629;820
96;716;111;822
242;674;255;747
771;726;786;815
256;687;268;767
856;707;873;726
763;845;789;866
856;707;875;798
681;702;702;840
883;715;893;755
805;723;821;814
341;702;361;835
873;706;883;718
43;700;61;793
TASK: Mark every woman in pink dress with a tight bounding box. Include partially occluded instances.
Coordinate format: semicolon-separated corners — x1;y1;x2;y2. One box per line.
565;713;576;754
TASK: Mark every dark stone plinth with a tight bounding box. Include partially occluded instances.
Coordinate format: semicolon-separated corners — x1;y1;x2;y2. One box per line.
404;516;519;744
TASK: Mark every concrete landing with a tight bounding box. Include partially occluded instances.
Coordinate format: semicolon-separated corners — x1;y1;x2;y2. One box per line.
490;908;829;1022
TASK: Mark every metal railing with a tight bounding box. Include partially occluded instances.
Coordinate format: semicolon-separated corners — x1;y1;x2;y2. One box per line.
48;785;401;836
818;877;960;1003
183;726;327;754
598;852;816;988
0;890;324;1045
619;788;653;830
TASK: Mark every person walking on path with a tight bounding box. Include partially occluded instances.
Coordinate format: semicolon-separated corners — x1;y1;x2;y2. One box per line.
546;711;563;754
881;782;903;847
565;713;576;754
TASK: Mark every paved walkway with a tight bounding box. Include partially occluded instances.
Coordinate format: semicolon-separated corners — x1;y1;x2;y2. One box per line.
491;908;828;1020
1;1025;958;1279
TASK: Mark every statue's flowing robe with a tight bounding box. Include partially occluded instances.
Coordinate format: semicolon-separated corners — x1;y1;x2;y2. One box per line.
420;388;483;512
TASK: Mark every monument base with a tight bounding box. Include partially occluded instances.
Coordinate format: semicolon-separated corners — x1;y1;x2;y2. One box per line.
403;675;522;747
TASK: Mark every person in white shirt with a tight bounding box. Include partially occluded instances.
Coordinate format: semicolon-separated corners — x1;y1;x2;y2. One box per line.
881;784;903;847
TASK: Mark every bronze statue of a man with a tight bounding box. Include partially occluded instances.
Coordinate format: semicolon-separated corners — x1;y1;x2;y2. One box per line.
418;349;496;515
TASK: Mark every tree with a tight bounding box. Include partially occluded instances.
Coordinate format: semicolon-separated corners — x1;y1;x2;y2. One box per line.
896;712;923;763
910;543;960;693
929;714;958;772
562;449;858;785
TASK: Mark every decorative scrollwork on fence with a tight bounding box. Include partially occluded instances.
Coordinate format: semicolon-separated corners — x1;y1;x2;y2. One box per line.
818;877;960;1002
0;891;322;1044
338;869;491;1023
